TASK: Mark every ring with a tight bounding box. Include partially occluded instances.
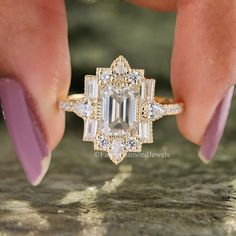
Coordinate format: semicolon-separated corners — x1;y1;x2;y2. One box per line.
59;56;183;164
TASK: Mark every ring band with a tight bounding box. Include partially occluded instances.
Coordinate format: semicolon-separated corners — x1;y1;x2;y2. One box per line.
60;56;183;164
61;95;183;119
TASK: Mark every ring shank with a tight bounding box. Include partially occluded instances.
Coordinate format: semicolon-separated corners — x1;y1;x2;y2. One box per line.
67;94;182;104
154;96;183;116
155;96;180;105
60;94;184;116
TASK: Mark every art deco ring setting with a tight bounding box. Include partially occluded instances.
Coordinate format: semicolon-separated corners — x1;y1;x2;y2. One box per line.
59;56;183;164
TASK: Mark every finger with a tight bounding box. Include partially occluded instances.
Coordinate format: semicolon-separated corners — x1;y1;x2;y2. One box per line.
171;0;236;160
128;0;178;11
0;0;70;184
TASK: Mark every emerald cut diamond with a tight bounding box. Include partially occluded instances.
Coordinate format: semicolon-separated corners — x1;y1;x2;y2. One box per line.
100;85;139;135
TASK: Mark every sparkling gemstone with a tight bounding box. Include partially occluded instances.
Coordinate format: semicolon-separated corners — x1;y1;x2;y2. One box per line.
85;76;98;99
138;122;152;143
83;119;98;141
110;139;125;161
114;61;128;75
59;101;69;110
127;138;137;149
100;85;140;135
100;70;110;82
129;71;139;83
100;138;109;148
75;101;92;117
141;79;155;100
149;103;165;119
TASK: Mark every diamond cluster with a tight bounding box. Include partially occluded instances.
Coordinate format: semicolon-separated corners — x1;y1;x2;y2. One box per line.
60;56;167;164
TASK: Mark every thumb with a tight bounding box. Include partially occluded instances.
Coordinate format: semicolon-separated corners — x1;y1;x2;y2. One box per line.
171;0;236;161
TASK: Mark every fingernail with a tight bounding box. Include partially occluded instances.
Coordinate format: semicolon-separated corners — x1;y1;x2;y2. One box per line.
198;85;235;163
0;79;51;185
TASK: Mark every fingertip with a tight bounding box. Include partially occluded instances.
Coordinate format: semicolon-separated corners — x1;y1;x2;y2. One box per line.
197;150;210;164
30;154;51;186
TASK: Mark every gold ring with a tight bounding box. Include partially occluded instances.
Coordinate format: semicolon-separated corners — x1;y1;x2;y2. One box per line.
60;56;183;164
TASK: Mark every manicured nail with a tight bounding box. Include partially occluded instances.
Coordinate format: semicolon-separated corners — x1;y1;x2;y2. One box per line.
198;85;235;163
0;79;50;185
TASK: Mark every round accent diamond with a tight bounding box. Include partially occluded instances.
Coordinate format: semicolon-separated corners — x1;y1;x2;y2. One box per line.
59;101;70;110
100;71;110;82
127;138;137;150
100;138;109;148
128;71;139;83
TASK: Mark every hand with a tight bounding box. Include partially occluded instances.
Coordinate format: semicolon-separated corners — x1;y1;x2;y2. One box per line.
0;0;70;185
0;0;235;185
130;0;235;162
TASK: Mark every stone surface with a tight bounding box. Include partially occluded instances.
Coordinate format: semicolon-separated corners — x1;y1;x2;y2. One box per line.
0;95;235;236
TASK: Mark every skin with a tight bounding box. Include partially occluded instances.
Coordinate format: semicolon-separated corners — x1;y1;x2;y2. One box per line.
0;0;235;154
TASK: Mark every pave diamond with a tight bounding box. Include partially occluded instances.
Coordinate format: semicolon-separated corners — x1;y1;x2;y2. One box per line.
59;101;71;110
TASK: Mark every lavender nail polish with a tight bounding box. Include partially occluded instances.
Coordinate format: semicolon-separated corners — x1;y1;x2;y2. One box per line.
0;78;50;185
198;85;235;163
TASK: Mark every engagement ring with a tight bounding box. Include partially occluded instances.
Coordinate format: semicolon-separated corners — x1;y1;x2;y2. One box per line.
60;56;183;164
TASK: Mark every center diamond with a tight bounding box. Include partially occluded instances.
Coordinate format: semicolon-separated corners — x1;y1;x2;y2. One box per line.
100;85;139;135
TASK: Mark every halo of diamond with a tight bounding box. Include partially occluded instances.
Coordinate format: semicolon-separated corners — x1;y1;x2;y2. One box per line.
60;56;183;164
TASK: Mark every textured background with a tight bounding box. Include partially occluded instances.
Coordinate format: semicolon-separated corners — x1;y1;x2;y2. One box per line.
0;1;236;235
68;0;175;94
